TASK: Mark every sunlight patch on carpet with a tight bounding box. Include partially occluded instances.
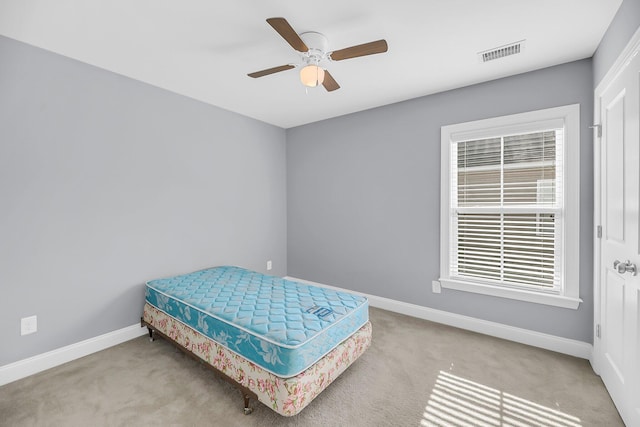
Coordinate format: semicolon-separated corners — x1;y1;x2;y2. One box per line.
421;370;582;427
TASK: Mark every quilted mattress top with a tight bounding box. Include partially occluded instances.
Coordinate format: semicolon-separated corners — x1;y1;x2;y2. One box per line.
145;265;368;348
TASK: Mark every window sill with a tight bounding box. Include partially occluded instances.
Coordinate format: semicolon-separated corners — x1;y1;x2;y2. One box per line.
438;278;582;309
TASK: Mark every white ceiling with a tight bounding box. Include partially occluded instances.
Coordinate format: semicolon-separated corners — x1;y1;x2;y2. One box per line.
0;1;623;129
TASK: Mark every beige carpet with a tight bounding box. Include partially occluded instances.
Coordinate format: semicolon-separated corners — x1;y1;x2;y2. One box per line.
0;308;623;426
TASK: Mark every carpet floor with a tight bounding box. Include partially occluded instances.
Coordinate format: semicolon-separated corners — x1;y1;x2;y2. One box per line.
0;307;623;426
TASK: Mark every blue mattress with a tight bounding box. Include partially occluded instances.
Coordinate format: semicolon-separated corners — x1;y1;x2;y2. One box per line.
145;266;369;377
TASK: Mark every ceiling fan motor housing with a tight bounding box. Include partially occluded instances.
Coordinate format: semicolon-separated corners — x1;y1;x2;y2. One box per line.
300;32;330;65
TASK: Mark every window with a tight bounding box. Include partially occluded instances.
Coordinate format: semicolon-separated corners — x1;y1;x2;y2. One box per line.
440;105;581;309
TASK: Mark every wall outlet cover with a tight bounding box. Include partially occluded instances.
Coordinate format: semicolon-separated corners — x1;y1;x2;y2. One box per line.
432;280;442;294
21;315;38;336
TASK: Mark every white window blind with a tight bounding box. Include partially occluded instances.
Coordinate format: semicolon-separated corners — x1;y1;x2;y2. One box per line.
450;128;563;292
440;105;580;309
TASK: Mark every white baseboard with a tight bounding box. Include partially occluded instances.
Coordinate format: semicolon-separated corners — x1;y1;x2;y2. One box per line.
0;323;147;386
286;276;593;360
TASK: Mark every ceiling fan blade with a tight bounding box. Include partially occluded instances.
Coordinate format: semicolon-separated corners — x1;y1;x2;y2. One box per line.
322;70;340;92
330;39;388;61
266;17;309;52
247;64;295;78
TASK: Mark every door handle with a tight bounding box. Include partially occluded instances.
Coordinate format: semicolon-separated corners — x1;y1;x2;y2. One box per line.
613;260;637;276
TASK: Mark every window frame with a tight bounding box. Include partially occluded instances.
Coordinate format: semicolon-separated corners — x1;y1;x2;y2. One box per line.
440;104;581;309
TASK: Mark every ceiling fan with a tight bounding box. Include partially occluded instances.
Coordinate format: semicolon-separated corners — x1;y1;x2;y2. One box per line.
248;17;388;92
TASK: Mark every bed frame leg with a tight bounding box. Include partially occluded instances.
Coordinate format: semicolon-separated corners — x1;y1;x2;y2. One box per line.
243;393;253;415
147;327;155;342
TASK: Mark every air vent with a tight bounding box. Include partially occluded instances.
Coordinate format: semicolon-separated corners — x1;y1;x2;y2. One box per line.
479;40;525;62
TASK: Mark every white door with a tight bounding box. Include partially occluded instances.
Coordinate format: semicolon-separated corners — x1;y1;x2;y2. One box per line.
594;30;640;427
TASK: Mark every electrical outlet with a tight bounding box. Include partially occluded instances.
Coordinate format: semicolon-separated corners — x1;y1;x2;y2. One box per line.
266;260;272;271
21;315;38;336
432;280;442;294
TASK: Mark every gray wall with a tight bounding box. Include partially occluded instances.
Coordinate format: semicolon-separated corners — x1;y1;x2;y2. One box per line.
0;36;287;366
593;0;640;85
287;59;594;342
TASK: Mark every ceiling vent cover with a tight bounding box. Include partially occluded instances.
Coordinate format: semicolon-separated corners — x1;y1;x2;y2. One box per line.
479;40;525;62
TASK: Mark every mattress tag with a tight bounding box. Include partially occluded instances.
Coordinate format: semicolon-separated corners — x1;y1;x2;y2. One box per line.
306;306;333;318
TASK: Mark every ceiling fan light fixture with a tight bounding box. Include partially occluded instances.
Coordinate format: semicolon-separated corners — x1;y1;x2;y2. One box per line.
300;64;325;87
